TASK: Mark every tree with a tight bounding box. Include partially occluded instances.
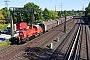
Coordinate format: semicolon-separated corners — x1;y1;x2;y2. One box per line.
85;2;90;17
0;11;4;20
88;2;90;6
43;8;50;21
23;2;43;24
49;10;58;19
0;10;6;24
58;11;61;17
1;7;10;23
85;6;90;16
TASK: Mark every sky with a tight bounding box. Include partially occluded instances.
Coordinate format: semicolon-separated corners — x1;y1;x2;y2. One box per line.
0;0;90;11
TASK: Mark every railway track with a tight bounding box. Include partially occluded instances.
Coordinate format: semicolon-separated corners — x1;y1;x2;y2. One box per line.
0;18;76;60
70;19;90;60
11;19;77;60
46;18;90;60
46;19;80;60
25;19;74;47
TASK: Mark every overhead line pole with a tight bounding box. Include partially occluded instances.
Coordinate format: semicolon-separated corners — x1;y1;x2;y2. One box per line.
55;5;56;12
60;3;62;17
3;0;10;23
3;0;10;8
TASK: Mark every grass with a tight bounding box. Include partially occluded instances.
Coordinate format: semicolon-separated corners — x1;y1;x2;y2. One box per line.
0;39;11;48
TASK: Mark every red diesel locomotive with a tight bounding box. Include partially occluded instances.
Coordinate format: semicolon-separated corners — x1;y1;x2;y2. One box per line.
12;22;44;44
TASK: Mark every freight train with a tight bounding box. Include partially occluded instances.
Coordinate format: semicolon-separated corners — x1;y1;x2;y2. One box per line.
11;16;73;44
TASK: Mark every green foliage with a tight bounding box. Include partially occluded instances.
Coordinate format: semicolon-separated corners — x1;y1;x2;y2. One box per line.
43;8;50;21
0;20;6;24
0;9;8;24
1;7;10;17
58;10;83;18
0;14;4;19
85;5;90;16
0;24;8;31
23;2;43;24
1;7;10;23
35;19;42;23
43;8;58;21
88;2;90;6
58;11;61;17
85;6;90;12
85;2;90;17
0;39;11;48
0;11;4;20
13;13;18;23
0;2;83;24
88;13;90;16
49;10;58;19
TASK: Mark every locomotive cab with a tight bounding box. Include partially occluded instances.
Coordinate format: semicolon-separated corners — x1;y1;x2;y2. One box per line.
38;23;45;34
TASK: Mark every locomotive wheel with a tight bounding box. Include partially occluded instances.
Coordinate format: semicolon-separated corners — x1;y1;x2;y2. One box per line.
35;34;40;37
22;39;27;43
28;37;32;40
39;32;43;35
32;35;35;39
26;37;29;41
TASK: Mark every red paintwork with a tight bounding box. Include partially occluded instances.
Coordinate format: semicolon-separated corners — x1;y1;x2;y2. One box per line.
16;22;27;30
16;22;42;40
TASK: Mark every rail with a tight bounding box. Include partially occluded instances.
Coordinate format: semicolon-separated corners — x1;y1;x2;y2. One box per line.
67;18;90;60
67;20;81;60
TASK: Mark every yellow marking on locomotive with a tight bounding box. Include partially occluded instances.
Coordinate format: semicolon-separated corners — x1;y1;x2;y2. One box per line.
18;36;21;43
18;36;20;41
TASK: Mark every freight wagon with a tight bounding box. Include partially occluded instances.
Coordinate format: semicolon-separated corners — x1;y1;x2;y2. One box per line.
10;16;73;44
